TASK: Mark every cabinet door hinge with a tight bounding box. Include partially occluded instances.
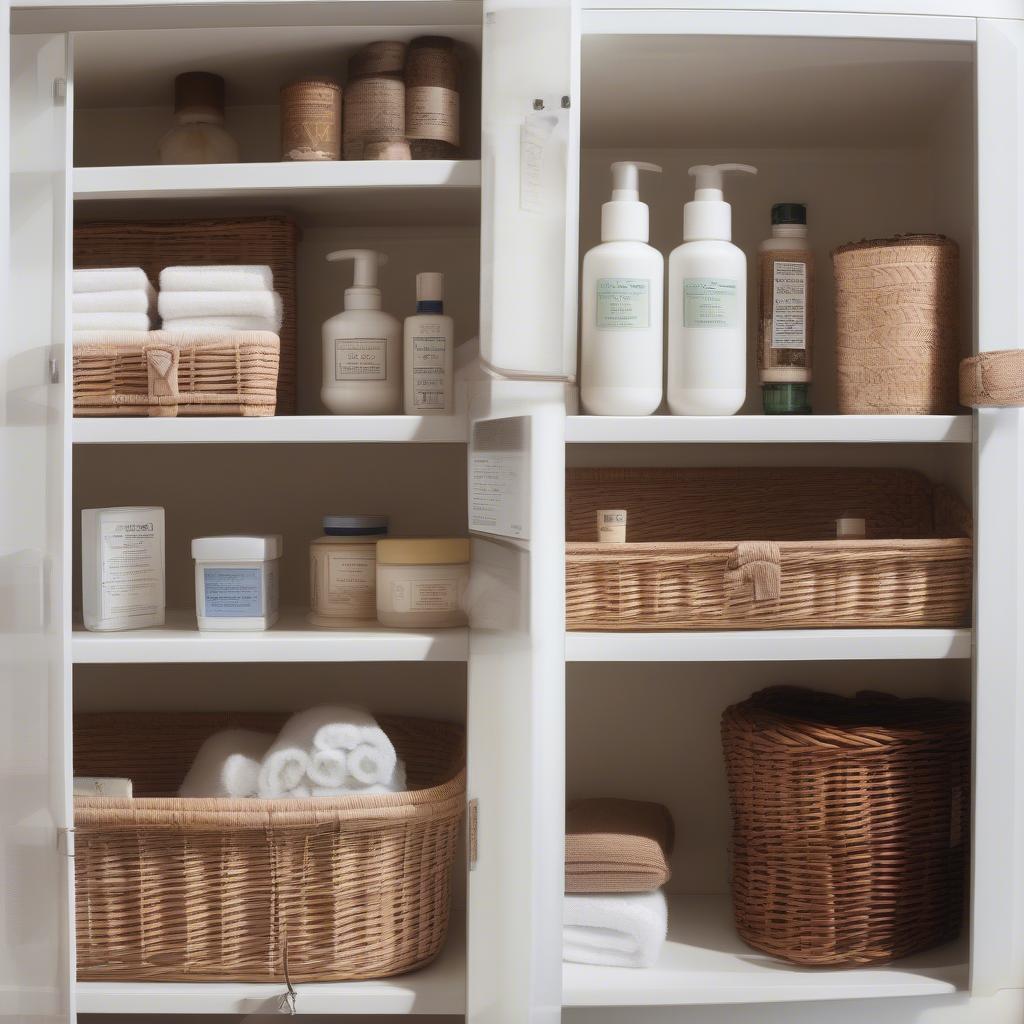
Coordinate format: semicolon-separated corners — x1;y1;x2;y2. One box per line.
53;78;67;104
467;798;478;871
57;827;75;858
48;357;61;384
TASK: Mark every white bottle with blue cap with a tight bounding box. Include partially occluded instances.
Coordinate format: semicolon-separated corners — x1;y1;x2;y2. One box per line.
580;160;664;416
667;163;757;416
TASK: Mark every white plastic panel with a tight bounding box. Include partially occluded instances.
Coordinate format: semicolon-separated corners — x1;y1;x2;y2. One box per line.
480;0;578;380
1;29;72;1024
970;16;1024;998
466;389;565;1023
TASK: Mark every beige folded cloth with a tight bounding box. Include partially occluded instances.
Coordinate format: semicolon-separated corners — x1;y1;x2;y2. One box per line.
565;798;674;894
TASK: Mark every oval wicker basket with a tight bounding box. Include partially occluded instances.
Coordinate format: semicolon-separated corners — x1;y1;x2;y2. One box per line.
72;711;465;983
722;687;969;967
833;234;960;414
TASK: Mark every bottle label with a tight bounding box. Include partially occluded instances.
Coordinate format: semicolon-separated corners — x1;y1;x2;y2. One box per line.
596;278;650;330
771;261;807;349
203;567;262;618
335;338;387;381
99;514;162;623
683;278;738;329
412;331;449;410
391;579;458;612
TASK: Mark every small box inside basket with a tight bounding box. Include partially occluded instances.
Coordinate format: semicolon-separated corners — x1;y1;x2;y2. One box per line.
565;467;972;631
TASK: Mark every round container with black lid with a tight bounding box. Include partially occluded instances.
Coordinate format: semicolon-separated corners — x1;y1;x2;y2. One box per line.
310;515;389;626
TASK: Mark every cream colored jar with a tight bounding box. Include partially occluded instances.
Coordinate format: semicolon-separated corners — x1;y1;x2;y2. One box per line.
309;515;388;626
376;538;470;628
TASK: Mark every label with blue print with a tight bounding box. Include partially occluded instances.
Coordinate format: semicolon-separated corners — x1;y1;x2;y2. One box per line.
203;567;262;617
596;277;650;330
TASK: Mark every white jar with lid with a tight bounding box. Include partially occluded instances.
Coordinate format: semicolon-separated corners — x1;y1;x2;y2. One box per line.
310;514;389;627
376;538;470;628
192;535;282;631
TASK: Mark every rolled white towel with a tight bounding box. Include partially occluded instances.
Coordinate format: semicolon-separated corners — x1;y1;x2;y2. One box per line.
348;742;398;787
313;705;380;752
562;890;668;969
258;711;330;798
312;760;407;796
72;311;152;332
307;748;347;788
158;289;281;321
73;267;151;293
160;265;274;293
178;729;275;799
72;286;156;314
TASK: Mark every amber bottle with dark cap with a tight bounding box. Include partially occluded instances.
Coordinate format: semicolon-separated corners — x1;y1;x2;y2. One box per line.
159;71;240;164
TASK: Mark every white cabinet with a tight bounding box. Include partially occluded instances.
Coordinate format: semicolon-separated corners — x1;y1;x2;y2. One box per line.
2;2;1024;1023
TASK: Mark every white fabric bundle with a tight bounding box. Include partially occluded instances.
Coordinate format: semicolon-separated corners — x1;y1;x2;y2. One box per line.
160;265;274;292
162;312;283;334
73;267;151;293
562;890;668;969
158;289;280;321
72;311;152;332
178;729;275;799
73;287;156;314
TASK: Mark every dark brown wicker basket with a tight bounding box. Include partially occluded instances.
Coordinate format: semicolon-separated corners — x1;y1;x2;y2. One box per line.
73;711;464;982
721;687;969;967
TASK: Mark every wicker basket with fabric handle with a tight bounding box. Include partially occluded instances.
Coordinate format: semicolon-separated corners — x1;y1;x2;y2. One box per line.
959;349;1024;408
565;467;972;631
73;331;279;416
73;711;465;982
722;686;969;966
74;215;299;414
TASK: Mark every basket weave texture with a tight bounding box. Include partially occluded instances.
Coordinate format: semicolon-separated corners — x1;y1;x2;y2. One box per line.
721;686;969;967
565;468;971;631
959;349;1024;408
832;234;960;414
73;711;465;982
73;331;279;417
74;216;299;414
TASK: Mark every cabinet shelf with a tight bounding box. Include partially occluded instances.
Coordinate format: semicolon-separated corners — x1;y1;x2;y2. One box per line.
72;414;469;444
562;894;966;1007
73;160;481;226
72;609;469;664
76;913;466;1014
566;629;973;662
565;415;973;445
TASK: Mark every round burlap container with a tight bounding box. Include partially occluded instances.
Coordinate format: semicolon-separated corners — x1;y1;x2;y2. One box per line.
832;234;959;414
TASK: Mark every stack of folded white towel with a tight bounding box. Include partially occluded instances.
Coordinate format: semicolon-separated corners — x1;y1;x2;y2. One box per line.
158;265;283;334
178;705;406;800
563;891;668;969
73;267;156;336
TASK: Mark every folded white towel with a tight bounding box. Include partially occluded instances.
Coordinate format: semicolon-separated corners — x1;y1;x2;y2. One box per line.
314;705;388;753
160;265;274;293
72;311;152;332
162;315;282;334
73;288;156;314
347;742;398;786
158;289;281;321
73;267;151;293
562;890;668;969
179;729;276;799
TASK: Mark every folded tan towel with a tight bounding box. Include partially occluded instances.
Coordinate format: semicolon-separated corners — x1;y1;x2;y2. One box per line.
565;798;674;894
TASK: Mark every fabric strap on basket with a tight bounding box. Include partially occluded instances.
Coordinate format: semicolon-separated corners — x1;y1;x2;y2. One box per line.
959;350;1024;408
725;541;782;605
145;344;179;418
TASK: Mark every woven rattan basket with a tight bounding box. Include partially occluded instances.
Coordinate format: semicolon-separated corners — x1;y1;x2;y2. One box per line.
722;686;969;966
74;216;299;414
833;234;960;414
73;331;279;416
73;711;465;982
565;467;972;631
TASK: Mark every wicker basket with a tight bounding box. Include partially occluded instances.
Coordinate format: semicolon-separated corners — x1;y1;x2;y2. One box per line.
73;331;279;417
565;467;972;631
833;234;960;414
73;711;465;982
74;216;299;414
722;686;969;966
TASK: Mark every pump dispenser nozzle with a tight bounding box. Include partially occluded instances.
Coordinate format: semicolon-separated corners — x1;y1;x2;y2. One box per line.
682;163;757;243
327;248;388;310
602;161;662;242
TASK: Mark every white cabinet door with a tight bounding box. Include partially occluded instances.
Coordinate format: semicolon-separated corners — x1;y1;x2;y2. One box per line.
970;16;1024;999
466;389;566;1023
480;0;579;381
0;29;73;1024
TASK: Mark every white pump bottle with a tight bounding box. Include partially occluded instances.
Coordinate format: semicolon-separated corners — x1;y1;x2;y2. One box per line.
580;160;664;416
321;249;402;415
667;163;757;416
